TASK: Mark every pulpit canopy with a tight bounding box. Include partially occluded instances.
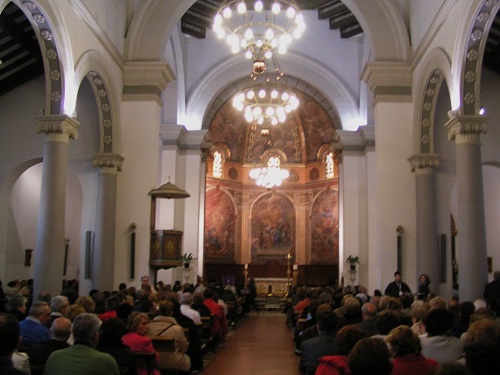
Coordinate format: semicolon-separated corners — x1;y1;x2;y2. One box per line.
149;181;190;199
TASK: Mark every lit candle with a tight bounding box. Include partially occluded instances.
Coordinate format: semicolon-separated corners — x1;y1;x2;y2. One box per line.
244;263;248;270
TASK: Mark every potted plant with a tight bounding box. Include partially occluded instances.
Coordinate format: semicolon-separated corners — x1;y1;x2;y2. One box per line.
346;255;360;271
182;253;194;268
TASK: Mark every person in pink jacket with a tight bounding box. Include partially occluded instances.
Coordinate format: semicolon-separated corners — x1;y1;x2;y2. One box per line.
122;312;159;375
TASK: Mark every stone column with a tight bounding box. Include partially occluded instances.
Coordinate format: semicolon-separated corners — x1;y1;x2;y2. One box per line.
240;192;252;265
409;154;439;293
445;114;488;302
294;192;312;264
91;153;124;291
33;115;79;298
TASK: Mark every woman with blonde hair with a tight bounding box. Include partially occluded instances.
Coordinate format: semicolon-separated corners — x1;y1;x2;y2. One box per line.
122;312;159;375
386;325;438;375
74;296;96;313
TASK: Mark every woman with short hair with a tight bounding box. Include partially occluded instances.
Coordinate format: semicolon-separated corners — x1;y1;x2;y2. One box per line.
386;325;439;375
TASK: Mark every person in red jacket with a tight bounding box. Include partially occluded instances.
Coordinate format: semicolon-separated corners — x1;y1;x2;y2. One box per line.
315;325;366;375
386;325;439;375
202;289;228;347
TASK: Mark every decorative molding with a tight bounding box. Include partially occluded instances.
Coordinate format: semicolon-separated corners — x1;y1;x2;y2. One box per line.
408;154;440;172
419;70;443;154
35;115;79;140
86;71;114;153
445;114;488;142
336;126;375;152
22;0;63;115
361;61;412;88
160;124;187;145
93;153;124;172
123;61;175;104
462;0;500;115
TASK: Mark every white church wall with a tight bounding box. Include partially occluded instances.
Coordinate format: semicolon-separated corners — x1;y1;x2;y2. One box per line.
115;101;162;289
373;101;418;292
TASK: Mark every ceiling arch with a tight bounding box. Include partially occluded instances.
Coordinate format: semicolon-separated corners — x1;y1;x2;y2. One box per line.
125;1;410;68
186;51;358;131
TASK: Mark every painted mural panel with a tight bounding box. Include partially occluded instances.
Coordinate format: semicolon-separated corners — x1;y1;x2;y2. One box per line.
209;92;336;163
251;193;295;264
310;189;339;264
204;189;236;260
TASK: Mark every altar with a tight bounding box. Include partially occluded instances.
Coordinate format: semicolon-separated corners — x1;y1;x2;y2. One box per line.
254;277;289;297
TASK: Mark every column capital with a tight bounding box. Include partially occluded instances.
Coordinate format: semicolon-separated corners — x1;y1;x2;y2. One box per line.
123;61;175;105
93;153;124;172
408;154;439;172
360;62;412;104
35;115;79;141
445;114;488;142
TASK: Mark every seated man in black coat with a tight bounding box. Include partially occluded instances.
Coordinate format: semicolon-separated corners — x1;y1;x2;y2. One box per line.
299;309;339;375
384;271;411;297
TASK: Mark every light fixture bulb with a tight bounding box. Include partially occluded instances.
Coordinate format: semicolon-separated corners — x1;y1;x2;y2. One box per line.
255;1;263;12
272;2;281;14
265;29;274;41
237;1;246;13
223;6;232;18
245;28;254;40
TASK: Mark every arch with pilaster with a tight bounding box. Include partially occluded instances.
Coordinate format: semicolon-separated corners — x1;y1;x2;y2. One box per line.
2;0;68;115
343;0;411;61
459;0;500;115
74;50;121;155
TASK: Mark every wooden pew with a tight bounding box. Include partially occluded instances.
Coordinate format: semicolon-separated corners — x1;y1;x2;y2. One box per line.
133;351;156;375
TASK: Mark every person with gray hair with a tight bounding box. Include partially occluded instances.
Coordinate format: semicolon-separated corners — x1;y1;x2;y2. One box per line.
354;302;378;337
44;313;119;375
6;294;28;322
49;296;69;326
179;292;201;324
19;301;51;347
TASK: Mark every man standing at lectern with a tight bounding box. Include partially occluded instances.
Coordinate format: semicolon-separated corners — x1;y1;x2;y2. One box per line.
384;271;411;297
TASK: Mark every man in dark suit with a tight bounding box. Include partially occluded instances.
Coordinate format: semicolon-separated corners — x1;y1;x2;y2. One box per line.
484;270;500;306
355;302;378;337
384;271;411;297
299;309;339;375
28;317;71;370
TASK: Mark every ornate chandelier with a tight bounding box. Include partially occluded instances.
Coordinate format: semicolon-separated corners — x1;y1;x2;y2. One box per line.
232;84;299;125
213;0;305;70
249;155;289;190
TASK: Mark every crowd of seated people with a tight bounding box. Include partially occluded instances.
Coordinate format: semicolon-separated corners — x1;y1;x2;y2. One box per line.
0;276;247;375
284;282;500;375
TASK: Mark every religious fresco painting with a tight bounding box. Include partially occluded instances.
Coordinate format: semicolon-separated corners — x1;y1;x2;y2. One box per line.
204;189;236;260
251;193;295;264
310;189;339;264
209;92;336;164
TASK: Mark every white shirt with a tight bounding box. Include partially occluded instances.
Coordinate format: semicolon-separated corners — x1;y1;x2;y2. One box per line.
420;335;464;364
180;304;201;324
